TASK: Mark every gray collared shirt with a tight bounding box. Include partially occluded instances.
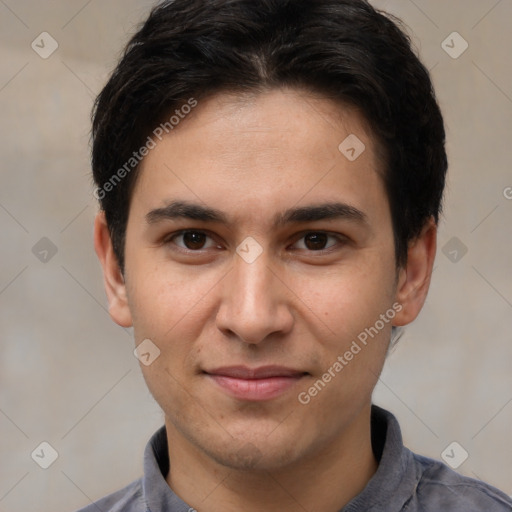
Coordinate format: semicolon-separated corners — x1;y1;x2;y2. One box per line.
76;405;512;511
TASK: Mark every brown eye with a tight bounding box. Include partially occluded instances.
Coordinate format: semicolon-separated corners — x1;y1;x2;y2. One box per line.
291;232;342;252
168;230;217;251
303;232;329;250
182;231;207;250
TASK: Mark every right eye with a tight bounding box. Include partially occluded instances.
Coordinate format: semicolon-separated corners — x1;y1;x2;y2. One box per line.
165;230;220;251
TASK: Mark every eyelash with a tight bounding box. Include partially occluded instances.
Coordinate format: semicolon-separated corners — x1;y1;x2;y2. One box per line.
163;229;347;254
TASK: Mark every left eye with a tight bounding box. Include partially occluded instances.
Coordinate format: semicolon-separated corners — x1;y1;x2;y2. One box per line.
292;232;340;251
169;230;218;250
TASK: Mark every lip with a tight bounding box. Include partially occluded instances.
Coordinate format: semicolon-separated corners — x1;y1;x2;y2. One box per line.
204;365;308;401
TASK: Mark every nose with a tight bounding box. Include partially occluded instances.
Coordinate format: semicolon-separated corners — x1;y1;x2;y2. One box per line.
215;250;294;345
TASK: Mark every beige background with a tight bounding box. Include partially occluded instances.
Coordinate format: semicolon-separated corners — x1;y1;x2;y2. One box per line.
1;1;511;510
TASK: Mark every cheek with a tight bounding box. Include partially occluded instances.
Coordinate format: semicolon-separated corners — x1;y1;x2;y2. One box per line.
291;259;396;345
295;276;395;415
126;264;214;347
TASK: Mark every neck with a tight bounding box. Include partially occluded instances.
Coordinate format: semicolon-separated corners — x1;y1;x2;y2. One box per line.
165;404;377;512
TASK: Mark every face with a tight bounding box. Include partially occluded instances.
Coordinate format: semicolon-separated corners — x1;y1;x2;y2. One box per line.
95;88;435;472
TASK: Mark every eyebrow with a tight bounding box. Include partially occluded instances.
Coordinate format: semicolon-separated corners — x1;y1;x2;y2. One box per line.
145;200;368;227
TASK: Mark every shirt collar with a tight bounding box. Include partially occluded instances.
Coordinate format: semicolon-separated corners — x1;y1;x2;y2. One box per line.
341;405;419;511
142;425;191;511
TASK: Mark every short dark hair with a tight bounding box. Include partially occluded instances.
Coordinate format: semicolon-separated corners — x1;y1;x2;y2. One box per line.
91;0;447;272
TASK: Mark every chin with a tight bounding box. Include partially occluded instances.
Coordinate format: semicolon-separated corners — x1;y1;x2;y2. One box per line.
202;418;320;472
207;440;298;472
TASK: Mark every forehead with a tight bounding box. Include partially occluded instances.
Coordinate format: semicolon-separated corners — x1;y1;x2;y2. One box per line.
130;88;389;229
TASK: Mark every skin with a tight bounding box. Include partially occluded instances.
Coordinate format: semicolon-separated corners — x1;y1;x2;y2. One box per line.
94;88;436;512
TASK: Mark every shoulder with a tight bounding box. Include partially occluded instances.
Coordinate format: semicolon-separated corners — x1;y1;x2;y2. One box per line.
408;452;512;511
73;478;144;512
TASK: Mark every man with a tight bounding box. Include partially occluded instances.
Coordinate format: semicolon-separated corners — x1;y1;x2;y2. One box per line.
81;0;512;510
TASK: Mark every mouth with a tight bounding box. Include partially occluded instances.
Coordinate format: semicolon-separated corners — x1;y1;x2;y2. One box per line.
203;365;309;401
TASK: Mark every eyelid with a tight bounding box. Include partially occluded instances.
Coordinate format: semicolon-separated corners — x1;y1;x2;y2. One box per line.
164;229;221;251
163;229;349;253
289;231;348;252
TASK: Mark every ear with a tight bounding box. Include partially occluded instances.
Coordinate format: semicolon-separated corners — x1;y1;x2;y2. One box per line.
393;217;437;326
93;211;133;327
